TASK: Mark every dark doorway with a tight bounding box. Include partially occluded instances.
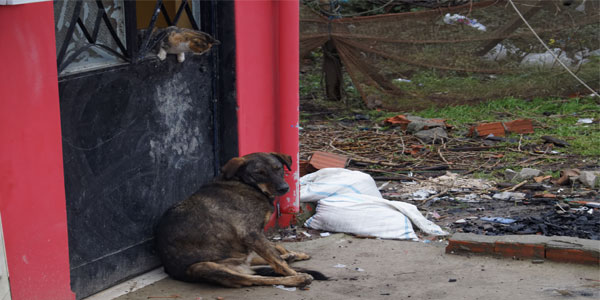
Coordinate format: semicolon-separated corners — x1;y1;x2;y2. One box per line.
53;1;236;298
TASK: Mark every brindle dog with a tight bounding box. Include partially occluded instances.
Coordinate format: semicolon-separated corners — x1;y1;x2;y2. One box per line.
155;152;324;287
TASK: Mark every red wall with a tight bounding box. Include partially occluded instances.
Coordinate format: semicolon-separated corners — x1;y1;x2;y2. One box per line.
0;1;299;298
0;2;75;299
235;0;300;228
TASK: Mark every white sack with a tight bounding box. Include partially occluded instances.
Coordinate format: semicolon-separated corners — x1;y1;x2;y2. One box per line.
304;193;448;240
300;168;382;202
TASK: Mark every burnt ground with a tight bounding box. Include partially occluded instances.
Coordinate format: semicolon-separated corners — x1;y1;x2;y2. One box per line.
293;102;600;241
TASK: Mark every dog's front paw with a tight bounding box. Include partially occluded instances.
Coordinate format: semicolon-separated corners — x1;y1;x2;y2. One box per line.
282;251;311;262
295;273;314;286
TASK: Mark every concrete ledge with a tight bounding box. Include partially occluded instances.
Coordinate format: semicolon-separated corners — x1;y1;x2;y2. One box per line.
446;233;600;266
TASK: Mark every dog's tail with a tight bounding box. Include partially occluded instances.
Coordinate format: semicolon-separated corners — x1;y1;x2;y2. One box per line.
253;267;329;280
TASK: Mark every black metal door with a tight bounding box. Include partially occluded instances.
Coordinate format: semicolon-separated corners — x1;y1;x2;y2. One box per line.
54;1;236;298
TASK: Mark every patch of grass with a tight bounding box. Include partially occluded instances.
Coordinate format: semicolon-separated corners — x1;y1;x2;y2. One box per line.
299;71;323;99
385;56;600;108
354;96;600;156
412;97;600;156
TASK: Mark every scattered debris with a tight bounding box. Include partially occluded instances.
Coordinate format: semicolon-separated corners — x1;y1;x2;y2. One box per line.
496;182;546;191
576;118;593;124
534;175;552;183
531;259;545;264
504;169;518;181
454;209;600;240
273;285;296;292
354;114;370;121
299;109;598;242
513;168;542;182
386;172;494;200
578;171;600;189
443;13;486;31
541;135;570;147
567;200;600;209
480;217;516;224
320;232;331;237
455;193;480;203
333;264;346;268
383;115;450;132
533;193;557;199
414;127;448;144
554;169;581;185
492;192;526;201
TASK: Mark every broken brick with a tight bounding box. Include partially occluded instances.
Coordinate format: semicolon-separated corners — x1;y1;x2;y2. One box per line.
469;119;534;137
504;119;534;134
384;115;412;130
404;144;424;156
308;151;348;171
469;122;506;137
384;115;450;131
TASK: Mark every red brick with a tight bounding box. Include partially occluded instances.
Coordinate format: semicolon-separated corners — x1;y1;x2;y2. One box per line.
504;119;534;134
446;240;494;255
545;248;600;265
384;114;411;130
308;151;348;170
469;122;506;137
494;242;544;259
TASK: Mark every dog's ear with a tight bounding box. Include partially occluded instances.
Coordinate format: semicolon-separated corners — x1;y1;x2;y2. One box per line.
270;152;292;171
220;157;246;179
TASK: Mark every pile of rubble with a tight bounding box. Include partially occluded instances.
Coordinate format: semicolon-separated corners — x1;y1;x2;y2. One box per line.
457;209;599;240
298;113;599;241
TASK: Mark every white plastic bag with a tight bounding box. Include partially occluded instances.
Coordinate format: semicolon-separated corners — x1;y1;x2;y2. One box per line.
304;193;448;240
300;168;382;202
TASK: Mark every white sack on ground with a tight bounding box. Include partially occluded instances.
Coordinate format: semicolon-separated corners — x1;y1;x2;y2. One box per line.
300;168;448;239
305;193;417;240
300;168;382;202
304;193;448;240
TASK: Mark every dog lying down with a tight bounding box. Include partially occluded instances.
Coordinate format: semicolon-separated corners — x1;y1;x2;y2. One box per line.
155;152;327;287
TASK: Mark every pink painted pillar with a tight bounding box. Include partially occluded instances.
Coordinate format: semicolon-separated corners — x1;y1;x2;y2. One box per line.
0;2;75;299
235;0;300;228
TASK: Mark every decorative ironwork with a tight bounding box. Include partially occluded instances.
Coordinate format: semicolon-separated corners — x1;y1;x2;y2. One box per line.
56;0;201;74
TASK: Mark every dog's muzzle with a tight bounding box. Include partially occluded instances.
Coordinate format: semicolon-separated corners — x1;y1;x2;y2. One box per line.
275;184;289;195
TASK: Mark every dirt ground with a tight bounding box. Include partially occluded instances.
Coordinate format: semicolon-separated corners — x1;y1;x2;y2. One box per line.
114;233;599;300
